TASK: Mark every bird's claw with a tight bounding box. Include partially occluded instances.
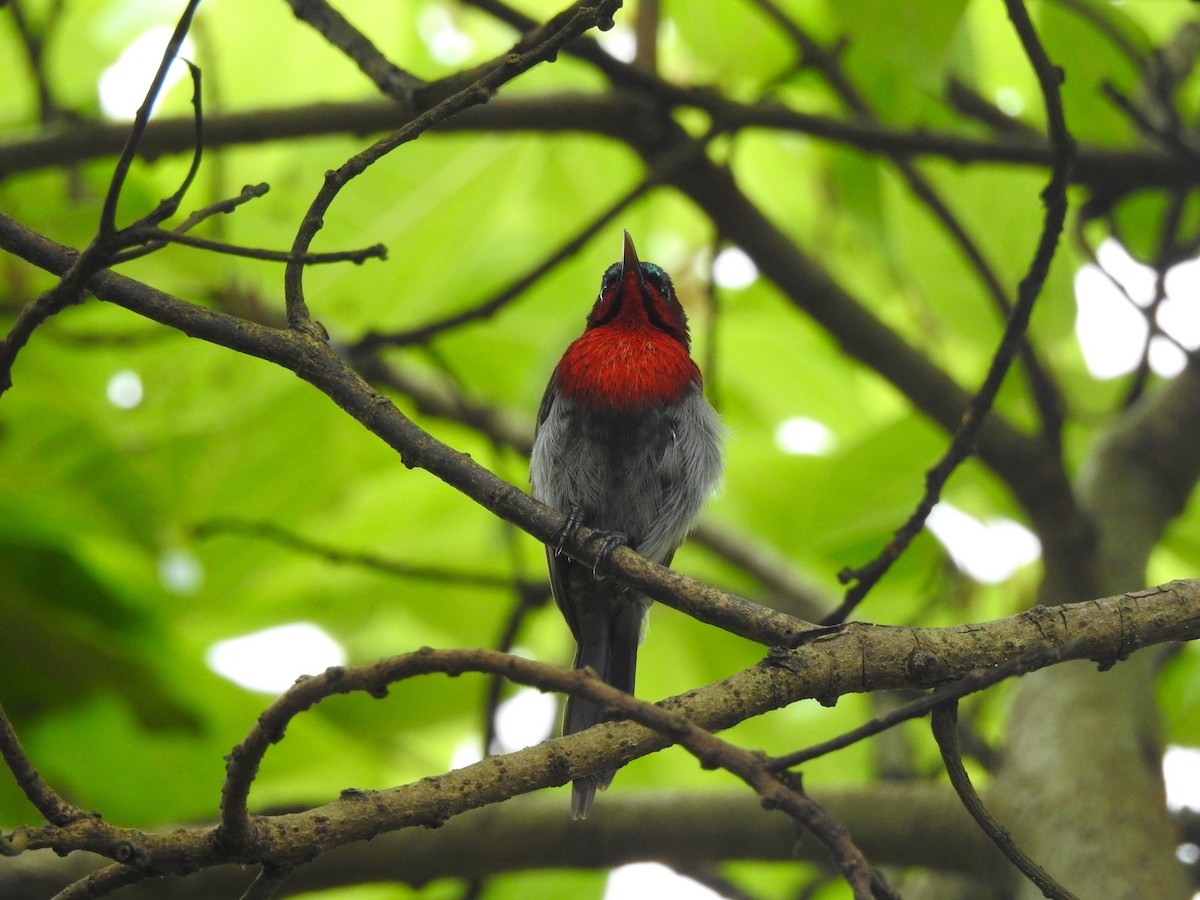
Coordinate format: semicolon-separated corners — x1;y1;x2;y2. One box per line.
553;503;585;555
591;530;627;575
551;506;626;573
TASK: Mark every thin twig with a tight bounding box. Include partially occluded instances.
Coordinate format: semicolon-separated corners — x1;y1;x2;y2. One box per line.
482;581;551;753
0;267;80;392
0;702;87;827
111;227;386;266
285;0;425;103
0;0;204;394
750;0;1065;442
283;0;622;331
194;517;527;588
99;0;202;235
945;77;1040;136
1070;199;1199;407
770;640;1067;770
1049;0;1149;68
932;703;1080;900
827;0;1076;624
1123;192;1192;405
352;133;713;353
9;0;61;124
352;176;654;352
173;182;270;232
50;863;150;900
1102;81;1200;164
483;446;552;755
237;863;294;900
130;60;205;230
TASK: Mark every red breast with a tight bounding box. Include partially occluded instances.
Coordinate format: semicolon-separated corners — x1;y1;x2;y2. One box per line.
554;322;700;410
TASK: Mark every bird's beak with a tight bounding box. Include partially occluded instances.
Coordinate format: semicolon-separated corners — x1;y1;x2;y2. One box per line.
622;230;648;290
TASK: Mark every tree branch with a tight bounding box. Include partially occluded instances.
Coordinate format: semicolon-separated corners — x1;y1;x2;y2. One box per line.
327;353;834;620
348;136;711;353
98;0;202;236
193;517;530;589
1;97;1193;194
750;0;1064;442
284;0;425;103
618;118;1089;573
0;701;88;829
5;580;1197;875
0;786;1004;898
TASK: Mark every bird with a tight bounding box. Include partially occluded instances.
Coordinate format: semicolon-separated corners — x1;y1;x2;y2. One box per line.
530;230;723;818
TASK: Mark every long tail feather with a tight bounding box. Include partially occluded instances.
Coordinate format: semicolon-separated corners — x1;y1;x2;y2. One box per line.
562;589;646;819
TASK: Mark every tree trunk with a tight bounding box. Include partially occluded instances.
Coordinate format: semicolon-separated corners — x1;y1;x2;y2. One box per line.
994;370;1200;897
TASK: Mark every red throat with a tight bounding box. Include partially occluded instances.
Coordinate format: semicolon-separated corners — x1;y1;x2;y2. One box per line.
554;321;700;410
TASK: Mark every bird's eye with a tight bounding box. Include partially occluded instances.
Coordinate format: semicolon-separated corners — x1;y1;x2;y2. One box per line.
600;262;622;291
641;264;674;300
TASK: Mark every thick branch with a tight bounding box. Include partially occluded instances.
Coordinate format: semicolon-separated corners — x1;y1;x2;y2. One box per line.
1078;367;1200;592
5;580;1198;873
1;97;1193;194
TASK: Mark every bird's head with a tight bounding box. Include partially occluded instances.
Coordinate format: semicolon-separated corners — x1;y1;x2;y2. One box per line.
584;231;690;349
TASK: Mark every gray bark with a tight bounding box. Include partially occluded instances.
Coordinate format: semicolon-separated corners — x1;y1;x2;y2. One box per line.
997;369;1200;898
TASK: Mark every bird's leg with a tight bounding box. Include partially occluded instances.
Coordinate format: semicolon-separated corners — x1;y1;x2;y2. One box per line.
553;503;586;555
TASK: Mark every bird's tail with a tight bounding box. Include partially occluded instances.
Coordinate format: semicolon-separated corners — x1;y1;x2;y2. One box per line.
563;597;645;819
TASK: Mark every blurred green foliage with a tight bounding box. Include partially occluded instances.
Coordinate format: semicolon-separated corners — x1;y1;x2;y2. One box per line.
2;1;1199;897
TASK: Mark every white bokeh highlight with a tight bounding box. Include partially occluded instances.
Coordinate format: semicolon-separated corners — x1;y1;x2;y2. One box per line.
158;548;203;594
492;686;558;754
712;246;759;290
450;737;484;772
994;87;1025;116
98;25;195;120
206;623;347;694
926;502;1041;584
1073;239;1200;380
605;863;724;900
417;5;475;65
1164;745;1200;811
596;25;637;63
774;417;834;456
106;369;144;409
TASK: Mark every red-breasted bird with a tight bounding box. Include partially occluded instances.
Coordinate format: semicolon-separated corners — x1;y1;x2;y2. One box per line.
530;231;723;818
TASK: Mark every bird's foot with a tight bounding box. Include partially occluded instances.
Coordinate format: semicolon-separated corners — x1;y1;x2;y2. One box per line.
591;530;628;575
553;503;585;555
551;506;626;573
